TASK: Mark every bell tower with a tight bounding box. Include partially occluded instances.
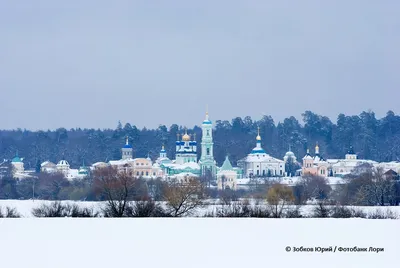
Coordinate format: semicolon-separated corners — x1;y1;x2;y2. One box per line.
199;107;216;177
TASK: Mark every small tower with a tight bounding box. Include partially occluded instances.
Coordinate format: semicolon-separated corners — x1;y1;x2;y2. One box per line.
313;142;321;162
175;133;181;151
160;145;167;159
302;149;314;168
200;106;216;177
121;136;133;160
11;150;24;173
284;145;297;163
345;146;357;160
250;127;266;154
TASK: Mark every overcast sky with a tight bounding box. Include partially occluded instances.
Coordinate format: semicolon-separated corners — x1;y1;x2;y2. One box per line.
1;0;399;130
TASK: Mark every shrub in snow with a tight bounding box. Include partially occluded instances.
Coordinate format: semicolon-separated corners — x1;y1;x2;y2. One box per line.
284;206;303;218
331;206;353;218
350;208;367;218
249;206;271;218
32;202;99;218
312;202;331;218
216;203;251;217
118;201;169;217
211;201;271;218
0;206;20;218
367;208;398;219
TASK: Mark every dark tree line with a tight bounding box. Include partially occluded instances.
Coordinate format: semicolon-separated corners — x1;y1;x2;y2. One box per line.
1;110;400;169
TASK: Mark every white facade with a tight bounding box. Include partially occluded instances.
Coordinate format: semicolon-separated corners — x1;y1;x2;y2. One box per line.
217;156;237;190
238;128;285;178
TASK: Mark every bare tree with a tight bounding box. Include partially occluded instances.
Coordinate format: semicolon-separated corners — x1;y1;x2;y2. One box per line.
266;183;295;218
163;177;205;217
93;166;138;217
293;175;331;204
358;167;396;206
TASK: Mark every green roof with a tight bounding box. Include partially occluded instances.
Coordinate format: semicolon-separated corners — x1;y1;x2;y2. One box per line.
12;156;22;163
220;156;233;171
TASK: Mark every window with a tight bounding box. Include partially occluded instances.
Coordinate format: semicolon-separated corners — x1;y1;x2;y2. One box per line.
256;170;260;176
141;171;144;176
207;148;210;155
207;130;210;136
136;172;139;176
153;172;156;176
146;171;149;176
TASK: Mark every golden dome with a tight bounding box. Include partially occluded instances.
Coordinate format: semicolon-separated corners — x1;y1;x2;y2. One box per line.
256;126;261;141
182;133;190;141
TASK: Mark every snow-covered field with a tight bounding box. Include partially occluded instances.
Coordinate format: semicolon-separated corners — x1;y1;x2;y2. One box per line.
0;217;398;268
1;199;400;218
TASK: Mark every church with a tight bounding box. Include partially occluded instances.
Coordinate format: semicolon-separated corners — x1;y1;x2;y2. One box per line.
237;127;286;178
158;110;219;180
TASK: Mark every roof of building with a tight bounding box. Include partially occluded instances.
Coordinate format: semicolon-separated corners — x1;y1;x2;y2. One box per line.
12;156;22;163
122;144;133;149
57;160;70;166
347;146;355;154
41;161;56;167
220;156;233;171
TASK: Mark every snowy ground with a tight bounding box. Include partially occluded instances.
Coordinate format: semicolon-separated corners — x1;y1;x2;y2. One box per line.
0;218;398;268
1;199;400;218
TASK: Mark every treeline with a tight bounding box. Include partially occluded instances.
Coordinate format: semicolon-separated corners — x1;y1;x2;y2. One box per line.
1;201;398;219
1;110;400;168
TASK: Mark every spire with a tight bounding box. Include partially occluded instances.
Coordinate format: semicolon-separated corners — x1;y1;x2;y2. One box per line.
205;104;209;121
162;145;165;151
315;142;319;154
288;144;292;152
125;136;129;145
307;148;310;154
256;126;261;141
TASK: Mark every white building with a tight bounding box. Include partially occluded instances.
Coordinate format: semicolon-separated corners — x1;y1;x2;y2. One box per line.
41;161;57;173
217;156;237;190
11;153;24;174
237;127;285;178
329;147;377;177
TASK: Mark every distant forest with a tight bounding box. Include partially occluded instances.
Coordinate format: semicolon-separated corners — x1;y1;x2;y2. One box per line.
1;110;400;170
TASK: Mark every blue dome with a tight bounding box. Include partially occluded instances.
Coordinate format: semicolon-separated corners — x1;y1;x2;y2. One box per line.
189;141;197;145
251;149;266;154
202;120;212;125
161;149;166;153
123;144;132;149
